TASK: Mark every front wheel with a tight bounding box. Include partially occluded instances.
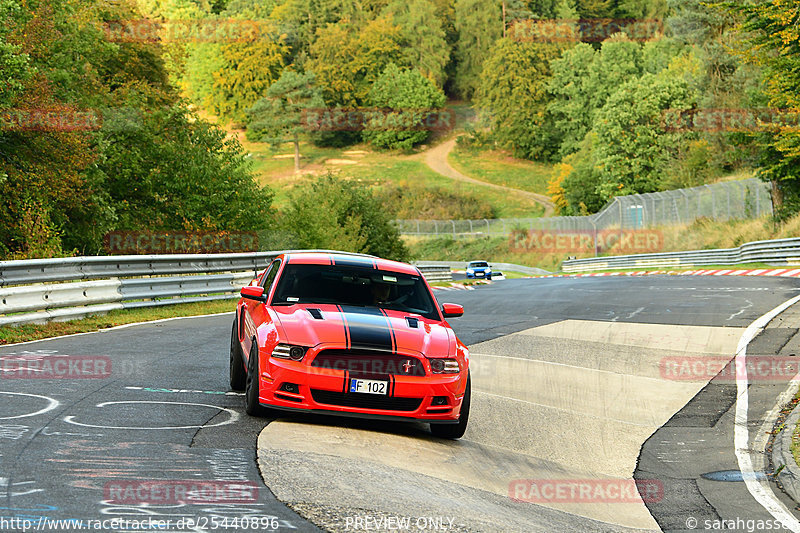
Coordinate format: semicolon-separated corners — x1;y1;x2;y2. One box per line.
430;372;470;439
244;341;266;416
229;319;246;391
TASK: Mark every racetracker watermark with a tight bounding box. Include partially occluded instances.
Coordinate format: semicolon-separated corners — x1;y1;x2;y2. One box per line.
1;355;111;379
509;229;663;254
660;356;800;382
509;18;663;42
662;108;800;133
301;108;455;132
103;19;280;43
0;107;142;132
104;480;259;504
509;479;663;504
104;231;259;255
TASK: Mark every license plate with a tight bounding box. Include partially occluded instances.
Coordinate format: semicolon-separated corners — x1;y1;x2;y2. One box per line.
475;272;484;277
349;378;388;395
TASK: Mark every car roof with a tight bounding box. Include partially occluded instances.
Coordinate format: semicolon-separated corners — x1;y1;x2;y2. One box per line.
282;251;419;276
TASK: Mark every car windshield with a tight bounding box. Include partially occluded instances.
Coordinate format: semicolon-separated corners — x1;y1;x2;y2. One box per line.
272;263;440;320
469;262;488;268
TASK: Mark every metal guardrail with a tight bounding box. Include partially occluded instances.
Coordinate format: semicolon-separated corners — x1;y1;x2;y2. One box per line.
416;261;550;276
562;238;800;273
0;252;453;326
414;265;453;282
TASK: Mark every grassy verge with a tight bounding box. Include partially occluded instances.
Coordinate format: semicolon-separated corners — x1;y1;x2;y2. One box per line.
448;145;553;196
792;396;800;470
0;299;235;346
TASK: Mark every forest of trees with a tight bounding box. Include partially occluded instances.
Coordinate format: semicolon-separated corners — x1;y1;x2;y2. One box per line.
1;0;798;259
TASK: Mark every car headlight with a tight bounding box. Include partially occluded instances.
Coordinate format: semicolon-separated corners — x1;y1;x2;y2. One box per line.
486;268;491;273
428;358;460;374
271;343;307;361
466;269;474;274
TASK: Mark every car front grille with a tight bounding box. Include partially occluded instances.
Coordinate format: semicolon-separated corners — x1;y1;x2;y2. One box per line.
310;349;426;377
310;389;423;412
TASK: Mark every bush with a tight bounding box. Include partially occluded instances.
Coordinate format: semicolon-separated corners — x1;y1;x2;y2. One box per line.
376;183;496;220
277;174;409;261
364;64;446;151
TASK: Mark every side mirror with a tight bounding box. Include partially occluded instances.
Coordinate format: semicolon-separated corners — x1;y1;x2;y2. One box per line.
241;286;266;302
441;303;464;318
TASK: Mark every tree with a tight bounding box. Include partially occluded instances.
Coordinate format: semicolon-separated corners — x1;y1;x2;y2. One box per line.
586;35;643;113
547;42;597;157
209;37;289;125
280;174;409;261
477;31;568;160
453;0;502;99
308;17;404;108
559;133;606;214
383;0;450;88
0;0;31;109
97;102;273;234
247;70;325;172
731;0;800;218
364;64;446;151
0;0;274;257
592;72;696;199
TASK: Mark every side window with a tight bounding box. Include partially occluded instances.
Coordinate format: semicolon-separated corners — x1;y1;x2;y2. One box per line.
260;259;282;294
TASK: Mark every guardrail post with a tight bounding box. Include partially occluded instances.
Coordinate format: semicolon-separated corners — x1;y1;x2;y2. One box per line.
451;220;456;238
484;219;490;236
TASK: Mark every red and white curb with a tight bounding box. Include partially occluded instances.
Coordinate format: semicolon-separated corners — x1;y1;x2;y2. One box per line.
538;268;800;279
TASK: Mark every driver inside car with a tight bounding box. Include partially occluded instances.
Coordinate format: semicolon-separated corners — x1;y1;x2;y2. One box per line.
370;281;392;305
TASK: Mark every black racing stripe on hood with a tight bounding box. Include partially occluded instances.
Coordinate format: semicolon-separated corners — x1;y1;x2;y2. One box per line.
339;305;393;351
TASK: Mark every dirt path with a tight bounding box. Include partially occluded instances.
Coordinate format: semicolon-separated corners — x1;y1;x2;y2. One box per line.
422;138;555;217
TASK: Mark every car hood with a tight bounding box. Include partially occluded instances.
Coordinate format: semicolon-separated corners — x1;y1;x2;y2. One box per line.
271;304;453;356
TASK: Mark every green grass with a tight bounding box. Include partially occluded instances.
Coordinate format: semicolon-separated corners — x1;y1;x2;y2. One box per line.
248;139;546;218
792;391;800;470
349;158;544;218
0;299;236;345
448;145;554;196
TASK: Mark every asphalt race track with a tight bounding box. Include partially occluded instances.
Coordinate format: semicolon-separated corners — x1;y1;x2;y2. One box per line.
1;275;800;532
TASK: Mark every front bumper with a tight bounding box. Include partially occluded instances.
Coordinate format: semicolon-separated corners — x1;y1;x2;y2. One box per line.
258;354;467;423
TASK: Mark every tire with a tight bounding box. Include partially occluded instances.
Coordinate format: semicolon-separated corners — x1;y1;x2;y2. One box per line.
244;341;266;416
229;319;246;391
430;372;470;439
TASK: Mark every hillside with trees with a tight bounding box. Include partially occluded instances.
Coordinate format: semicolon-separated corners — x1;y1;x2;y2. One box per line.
1;0;798;260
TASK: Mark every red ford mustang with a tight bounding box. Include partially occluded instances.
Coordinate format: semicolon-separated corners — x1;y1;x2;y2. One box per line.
229;251;470;439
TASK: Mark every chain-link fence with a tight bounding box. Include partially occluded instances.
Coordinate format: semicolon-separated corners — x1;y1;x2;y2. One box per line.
395;178;772;237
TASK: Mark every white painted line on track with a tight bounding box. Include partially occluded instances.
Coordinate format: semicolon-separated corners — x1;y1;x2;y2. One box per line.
0;392;60;420
63;400;239;430
734;293;800;532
